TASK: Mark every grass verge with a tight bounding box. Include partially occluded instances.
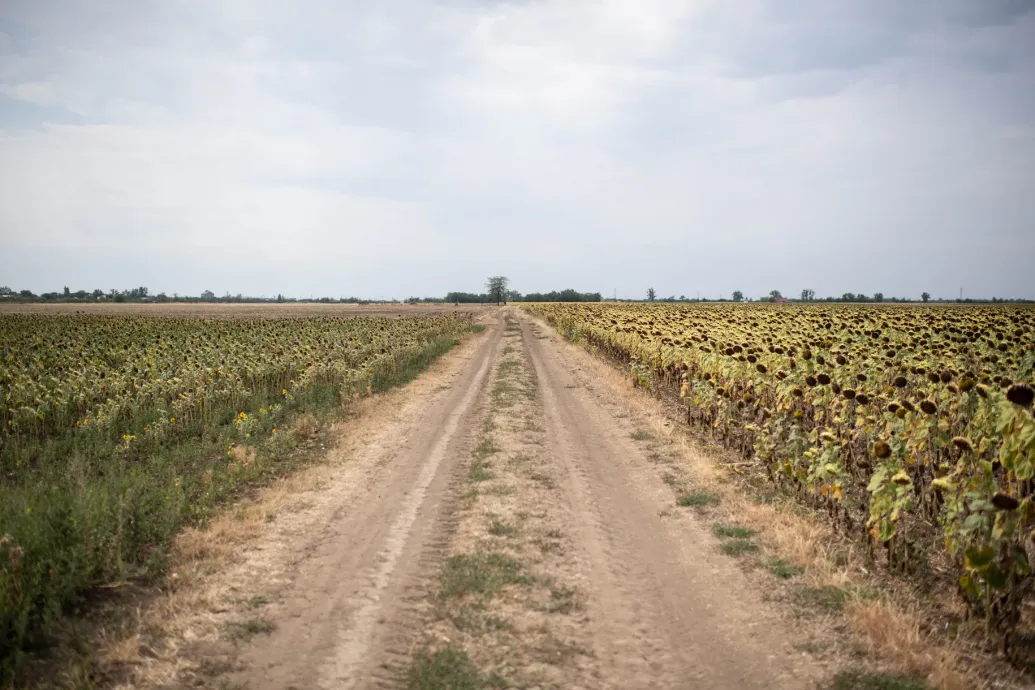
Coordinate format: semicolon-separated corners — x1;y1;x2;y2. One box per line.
407;646;504;690
831;670;927;690
676;490;720;507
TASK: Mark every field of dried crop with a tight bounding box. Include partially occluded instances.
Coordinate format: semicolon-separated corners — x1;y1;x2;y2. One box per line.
0;310;474;682
0;301;485;319
522;302;1035;654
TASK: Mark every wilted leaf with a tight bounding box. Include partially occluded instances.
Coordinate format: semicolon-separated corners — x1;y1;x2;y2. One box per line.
964;545;995;571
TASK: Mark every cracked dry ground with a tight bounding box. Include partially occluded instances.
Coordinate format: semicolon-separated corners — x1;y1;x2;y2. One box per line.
171;310;827;689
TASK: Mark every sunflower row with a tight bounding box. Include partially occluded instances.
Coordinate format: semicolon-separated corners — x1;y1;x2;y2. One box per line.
0;313;472;455
522;302;1035;648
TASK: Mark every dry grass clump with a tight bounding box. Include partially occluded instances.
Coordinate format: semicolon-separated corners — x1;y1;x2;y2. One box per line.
847;600;972;690
292;412;318;441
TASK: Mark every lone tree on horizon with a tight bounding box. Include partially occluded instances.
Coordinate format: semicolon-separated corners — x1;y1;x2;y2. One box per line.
487;276;509;305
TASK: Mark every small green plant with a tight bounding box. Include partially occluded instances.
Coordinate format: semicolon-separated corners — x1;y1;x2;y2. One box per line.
472;437;499;460
630;430;653;441
488;520;518;537
793;585;855;613
468;460;493;482
721;539;759;556
677;491;719;507
407;646;485;690
438;552;533;601
712;524;754;539
442;604;512;635
830;670;927;690
496;360;519;376
767;558;805;579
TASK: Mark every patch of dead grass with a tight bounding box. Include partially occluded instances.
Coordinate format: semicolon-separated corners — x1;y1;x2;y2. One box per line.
847;600;972;690
291;411;318;441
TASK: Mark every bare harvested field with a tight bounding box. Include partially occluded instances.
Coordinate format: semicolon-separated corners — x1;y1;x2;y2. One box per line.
0;301;490;318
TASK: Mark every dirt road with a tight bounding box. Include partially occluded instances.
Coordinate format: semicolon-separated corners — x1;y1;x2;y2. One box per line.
175;309;824;689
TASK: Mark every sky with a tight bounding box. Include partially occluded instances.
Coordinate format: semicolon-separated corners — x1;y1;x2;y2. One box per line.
1;0;1033;301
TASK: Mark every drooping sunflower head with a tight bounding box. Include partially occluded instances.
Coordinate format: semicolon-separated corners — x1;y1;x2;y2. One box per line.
1006;383;1034;407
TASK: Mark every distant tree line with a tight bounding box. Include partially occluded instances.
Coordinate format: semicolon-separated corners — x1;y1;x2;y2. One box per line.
0;286;398;305
729;288;1033;304
0;283;603;306
2;284;1028;306
438;288;601;304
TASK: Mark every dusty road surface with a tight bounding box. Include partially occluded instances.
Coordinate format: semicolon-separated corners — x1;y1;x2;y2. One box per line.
168;309;825;690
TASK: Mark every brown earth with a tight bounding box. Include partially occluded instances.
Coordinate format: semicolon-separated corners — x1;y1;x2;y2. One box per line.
106;308;841;689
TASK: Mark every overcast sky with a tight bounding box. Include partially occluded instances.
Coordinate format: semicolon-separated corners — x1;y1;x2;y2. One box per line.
1;1;1033;301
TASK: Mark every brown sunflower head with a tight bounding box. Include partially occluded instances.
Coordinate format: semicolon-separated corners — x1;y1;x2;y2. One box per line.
1006;383;1034;407
992;493;1020;511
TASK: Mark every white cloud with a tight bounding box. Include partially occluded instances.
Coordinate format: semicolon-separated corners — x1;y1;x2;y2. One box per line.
0;0;1032;299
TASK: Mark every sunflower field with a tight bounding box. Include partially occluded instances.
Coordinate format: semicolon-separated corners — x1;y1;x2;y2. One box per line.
0;312;472;677
523;302;1035;649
